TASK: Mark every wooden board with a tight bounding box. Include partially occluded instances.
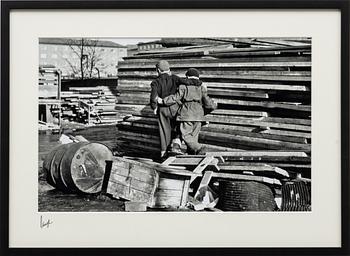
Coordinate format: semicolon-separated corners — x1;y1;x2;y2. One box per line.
214;98;311;112
212;172;282;186
117;80;310;92
218;163;290;179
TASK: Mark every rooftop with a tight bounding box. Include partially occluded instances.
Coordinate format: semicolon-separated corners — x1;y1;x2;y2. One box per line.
39;38;127;48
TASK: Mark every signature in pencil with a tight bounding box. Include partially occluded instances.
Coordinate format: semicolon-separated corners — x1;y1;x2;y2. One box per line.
40;215;53;229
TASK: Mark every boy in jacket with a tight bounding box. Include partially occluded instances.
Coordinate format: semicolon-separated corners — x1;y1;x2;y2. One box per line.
156;68;217;155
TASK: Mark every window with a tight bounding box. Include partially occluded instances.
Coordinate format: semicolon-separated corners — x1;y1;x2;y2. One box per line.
52;54;58;59
40;53;47;59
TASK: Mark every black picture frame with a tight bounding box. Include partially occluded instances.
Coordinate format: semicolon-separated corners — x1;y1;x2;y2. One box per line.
1;0;349;255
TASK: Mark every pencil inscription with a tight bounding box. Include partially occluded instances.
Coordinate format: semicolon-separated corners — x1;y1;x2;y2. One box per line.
40;215;53;229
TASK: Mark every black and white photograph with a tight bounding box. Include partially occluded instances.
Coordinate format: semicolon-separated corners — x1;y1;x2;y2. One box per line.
38;37;312;212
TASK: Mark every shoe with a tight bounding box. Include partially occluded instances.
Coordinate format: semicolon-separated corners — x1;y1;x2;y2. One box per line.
160;155;169;163
159;151;168;162
168;147;184;156
195;147;206;155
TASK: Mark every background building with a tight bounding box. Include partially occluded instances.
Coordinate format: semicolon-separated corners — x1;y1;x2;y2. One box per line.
137;41;163;51
39;38;127;78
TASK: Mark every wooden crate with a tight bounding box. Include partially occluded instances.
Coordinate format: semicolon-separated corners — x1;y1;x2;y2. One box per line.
104;157;193;208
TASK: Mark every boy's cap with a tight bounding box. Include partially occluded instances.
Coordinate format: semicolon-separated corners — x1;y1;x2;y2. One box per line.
186;68;200;78
156;60;170;72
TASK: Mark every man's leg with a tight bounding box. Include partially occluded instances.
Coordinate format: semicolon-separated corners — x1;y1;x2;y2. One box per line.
168;122;183;155
158;108;172;157
180;121;202;154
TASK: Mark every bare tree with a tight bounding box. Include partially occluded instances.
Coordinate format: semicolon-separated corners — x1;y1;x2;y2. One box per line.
65;38;102;80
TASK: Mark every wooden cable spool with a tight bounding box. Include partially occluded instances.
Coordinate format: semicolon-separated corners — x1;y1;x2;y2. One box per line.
43;142;113;194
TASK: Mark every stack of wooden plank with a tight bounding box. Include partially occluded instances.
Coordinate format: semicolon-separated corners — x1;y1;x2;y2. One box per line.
115;38;311;172
156;37;311;48
60;86;121;124
38;67;62;126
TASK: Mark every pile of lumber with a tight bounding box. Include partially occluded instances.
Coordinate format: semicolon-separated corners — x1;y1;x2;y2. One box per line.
115;38;311;172
60;86;120;124
39;68;59;87
157;37;311;48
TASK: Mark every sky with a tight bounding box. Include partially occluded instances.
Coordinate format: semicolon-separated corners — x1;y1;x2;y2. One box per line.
103;38;160;46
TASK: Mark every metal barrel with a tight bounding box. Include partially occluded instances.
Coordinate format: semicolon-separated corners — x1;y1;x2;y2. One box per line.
42;145;62;187
50;143;72;192
44;142;113;194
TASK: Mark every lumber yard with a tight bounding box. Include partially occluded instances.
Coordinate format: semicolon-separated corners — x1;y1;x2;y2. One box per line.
39;37;311;212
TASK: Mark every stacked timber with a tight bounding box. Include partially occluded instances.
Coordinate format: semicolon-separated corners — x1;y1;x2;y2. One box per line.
115;38;311;170
60;86;120;124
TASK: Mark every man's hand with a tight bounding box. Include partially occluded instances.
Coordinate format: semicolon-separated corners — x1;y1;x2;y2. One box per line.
153;107;158;115
156;96;164;105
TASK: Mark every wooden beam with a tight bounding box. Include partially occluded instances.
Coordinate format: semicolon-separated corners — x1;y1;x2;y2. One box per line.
211;172;282;186
214;98;311;112
190;156;217;184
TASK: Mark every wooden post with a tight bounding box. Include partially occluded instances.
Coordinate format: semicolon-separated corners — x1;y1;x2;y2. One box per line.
57;70;62;127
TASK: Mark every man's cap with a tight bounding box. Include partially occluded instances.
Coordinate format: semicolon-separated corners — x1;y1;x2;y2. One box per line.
156;60;170;72
186;68;200;78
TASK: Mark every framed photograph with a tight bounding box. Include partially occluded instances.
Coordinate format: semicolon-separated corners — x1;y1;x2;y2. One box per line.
1;0;349;255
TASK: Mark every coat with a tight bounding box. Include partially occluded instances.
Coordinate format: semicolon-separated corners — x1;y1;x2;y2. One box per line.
150;73;187;118
162;78;216;122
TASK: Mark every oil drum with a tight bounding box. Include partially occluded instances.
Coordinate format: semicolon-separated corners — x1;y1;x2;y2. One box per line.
44;142;113;194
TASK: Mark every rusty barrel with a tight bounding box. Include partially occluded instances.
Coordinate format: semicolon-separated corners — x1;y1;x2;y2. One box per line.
43;142;113;194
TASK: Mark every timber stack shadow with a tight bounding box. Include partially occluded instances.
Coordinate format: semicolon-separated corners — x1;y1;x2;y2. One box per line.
39;37;311;212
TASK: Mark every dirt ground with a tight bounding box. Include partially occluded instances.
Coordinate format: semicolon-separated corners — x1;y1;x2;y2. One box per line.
38;126;126;212
38;180;125;212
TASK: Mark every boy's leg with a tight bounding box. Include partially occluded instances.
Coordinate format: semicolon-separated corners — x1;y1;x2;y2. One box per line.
192;121;202;150
180;121;202;154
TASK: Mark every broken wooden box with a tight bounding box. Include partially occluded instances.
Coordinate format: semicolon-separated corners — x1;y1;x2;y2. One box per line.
103;157;195;208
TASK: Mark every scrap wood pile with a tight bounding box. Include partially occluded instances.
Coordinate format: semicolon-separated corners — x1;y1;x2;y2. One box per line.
43;140;311;211
158;152;311;211
60;86;121;124
115;37;311;172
